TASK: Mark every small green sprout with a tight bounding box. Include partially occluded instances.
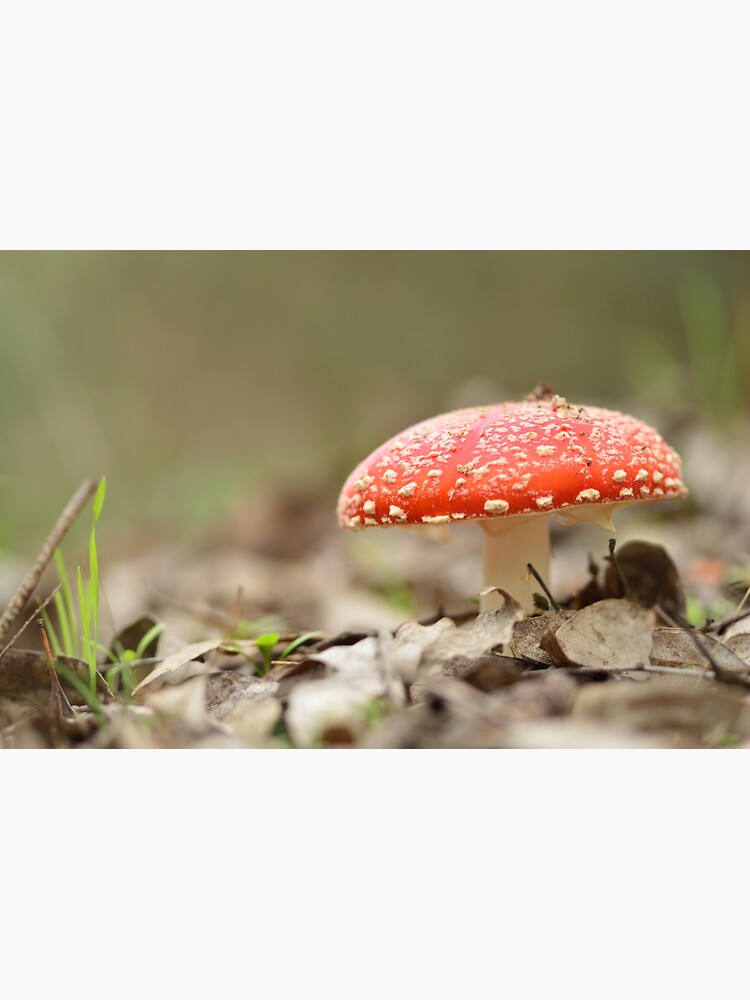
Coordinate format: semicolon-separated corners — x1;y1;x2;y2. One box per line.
230;630;323;677
101;621;167;700
255;632;280;675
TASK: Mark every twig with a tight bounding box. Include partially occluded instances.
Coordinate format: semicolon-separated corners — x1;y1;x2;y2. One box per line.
734;582;750;618
38;616;74;721
0;478;97;646
702;606;750;636
632;663;713;680
654;603;720;674
0;581;63;660
526;562;560;612
606;537;629;598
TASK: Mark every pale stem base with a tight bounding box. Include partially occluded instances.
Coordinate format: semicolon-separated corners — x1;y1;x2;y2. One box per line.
479;515;552;615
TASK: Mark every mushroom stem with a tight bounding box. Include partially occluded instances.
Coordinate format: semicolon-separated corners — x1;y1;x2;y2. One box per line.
479;515;551;615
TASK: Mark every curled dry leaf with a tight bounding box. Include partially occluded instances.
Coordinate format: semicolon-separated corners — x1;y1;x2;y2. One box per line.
564;540;686;617
309;595;522;688
604;540;686;617
543;599;656;670
285;593;523;746
390;591;523;681
133;639;224;694
511;612;574;665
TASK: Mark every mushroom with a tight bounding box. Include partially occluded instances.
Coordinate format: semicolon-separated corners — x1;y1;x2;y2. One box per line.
337;393;687;614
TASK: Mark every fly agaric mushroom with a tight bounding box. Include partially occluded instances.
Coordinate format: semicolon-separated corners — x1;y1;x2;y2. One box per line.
337;393;687;614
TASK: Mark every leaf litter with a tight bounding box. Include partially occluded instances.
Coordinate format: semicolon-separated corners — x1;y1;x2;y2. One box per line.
2;484;750;750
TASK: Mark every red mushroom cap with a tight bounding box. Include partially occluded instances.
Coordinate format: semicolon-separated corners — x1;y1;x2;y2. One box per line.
337;396;687;530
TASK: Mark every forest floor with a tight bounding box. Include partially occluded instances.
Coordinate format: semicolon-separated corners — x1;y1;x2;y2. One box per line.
1;426;749;749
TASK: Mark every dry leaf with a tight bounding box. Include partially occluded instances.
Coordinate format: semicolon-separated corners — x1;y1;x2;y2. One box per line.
285;674;384;748
511;612;574;665
491;670;578;718
456;656;523;691
133;639;223;693
205;672;279;721
649;627;750;688
224;697;282;745
604;540;685;617
573;676;750;748
0;650;91;729
549;599;656;670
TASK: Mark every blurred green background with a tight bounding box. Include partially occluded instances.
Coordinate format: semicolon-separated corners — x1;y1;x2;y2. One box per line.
0;250;748;554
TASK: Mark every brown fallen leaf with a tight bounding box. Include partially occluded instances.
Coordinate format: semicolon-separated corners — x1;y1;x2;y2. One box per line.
389;591;523;682
455;655;523;691
498;718;666;749
490;669;578;719
511;612;574;665
304;593;524;705
726;633;750;664
99;677;241;749
650;628;749;670
0;649;92;729
205;672;279;721
563;540;686;618
362;670;580;748
133;639;224;693
573;676;750;748
604;540;686;618
543;599;656;670
223;697;282;746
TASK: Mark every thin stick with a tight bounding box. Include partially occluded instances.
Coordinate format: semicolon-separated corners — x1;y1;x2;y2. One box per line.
607;537;629;598
701;605;750;636
38;616;74;721
734;582;750;618
0;479;97;645
604;663;714;680
0;581;64;660
655;603;719;674
526;562;560;612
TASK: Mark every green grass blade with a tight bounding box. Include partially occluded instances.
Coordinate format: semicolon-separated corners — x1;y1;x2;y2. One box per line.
89;532;100;681
281;631;324;659
96;641;119;665
54;661;105;721
88;477;106;698
77;566;95;694
54;548;79;658
52;589;74;658
92;477;107;523
134;621;166;659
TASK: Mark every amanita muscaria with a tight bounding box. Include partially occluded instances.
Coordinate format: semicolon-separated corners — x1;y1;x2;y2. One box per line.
337;392;687;614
